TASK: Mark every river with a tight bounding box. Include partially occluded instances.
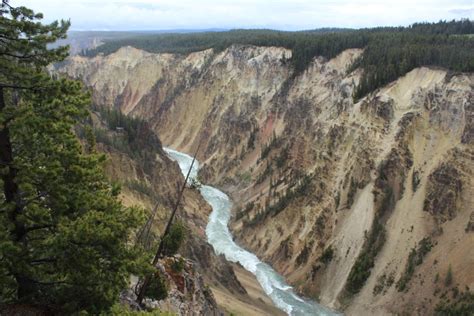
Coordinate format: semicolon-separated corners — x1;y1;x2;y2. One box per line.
164;148;338;316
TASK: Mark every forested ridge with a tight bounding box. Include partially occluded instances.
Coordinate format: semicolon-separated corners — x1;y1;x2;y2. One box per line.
84;19;474;98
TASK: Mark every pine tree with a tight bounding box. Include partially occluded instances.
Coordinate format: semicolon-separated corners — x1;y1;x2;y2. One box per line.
0;1;150;313
445;265;454;287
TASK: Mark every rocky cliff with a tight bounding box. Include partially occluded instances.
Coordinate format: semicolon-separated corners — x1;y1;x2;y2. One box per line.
87;107;281;315
60;45;473;315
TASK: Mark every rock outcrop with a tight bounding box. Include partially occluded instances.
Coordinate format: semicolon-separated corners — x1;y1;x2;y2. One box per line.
139;256;220;316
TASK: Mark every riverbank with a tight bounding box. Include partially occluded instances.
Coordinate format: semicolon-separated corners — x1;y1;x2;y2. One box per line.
211;263;286;315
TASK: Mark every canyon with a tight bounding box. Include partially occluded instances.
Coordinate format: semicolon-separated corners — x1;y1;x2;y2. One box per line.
58;44;473;315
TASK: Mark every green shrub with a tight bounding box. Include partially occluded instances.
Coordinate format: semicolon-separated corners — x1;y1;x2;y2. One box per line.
346;221;386;294
161;222;186;257
144;272;168;301
320;246;334;264
445;265;454;287
171;257;185;273
396;237;433;292
435;289;474;315
296;244;311;266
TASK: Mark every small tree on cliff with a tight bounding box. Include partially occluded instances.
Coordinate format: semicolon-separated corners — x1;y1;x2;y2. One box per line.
0;1;149;313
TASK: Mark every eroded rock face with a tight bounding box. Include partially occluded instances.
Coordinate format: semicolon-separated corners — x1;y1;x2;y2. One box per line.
461;100;474;144
361;95;395;124
424;163;462;223
60;46;474;315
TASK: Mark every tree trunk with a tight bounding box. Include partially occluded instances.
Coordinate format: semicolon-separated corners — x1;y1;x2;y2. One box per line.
0;87;31;299
0;87;18;207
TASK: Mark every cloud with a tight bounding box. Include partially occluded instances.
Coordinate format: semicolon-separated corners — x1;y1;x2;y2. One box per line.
12;0;474;30
449;8;474;16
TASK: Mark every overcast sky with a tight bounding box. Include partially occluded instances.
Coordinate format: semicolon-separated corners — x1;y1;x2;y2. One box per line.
15;0;474;31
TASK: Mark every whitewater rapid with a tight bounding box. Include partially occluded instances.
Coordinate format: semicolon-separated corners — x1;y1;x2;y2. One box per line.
164;147;338;316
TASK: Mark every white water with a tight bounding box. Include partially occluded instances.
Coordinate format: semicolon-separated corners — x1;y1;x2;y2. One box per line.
164;148;338;316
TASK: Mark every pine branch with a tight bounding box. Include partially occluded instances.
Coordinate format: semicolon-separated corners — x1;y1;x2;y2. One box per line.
0;83;42;90
28;257;57;265
25;224;54;233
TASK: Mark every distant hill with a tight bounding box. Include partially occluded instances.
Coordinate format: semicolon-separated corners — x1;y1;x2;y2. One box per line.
54;29;230;55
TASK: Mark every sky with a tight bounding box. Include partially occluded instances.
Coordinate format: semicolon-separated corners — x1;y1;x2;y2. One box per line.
14;0;474;31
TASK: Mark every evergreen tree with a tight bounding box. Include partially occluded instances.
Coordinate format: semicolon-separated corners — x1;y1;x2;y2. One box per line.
0;1;149;313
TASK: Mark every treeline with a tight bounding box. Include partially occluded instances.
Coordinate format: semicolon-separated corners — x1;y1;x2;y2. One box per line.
83;28;370;74
83;20;473;98
351;32;473;99
409;19;474;34
83;28;352;57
